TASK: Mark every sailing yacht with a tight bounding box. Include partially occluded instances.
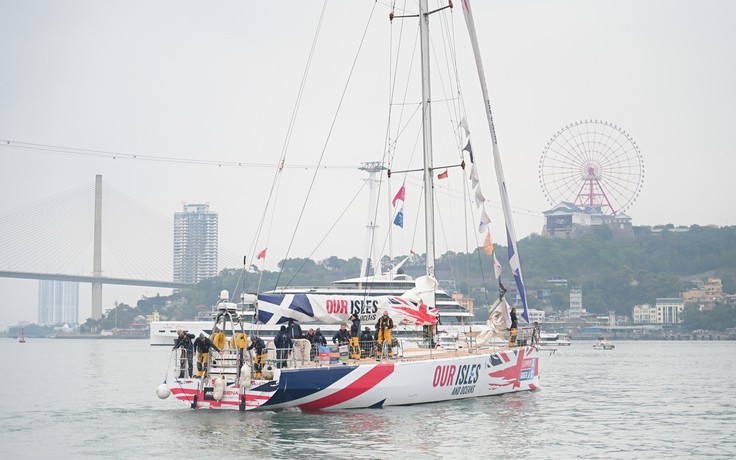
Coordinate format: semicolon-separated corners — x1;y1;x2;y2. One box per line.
157;0;543;411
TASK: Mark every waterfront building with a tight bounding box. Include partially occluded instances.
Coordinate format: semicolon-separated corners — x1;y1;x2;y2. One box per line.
173;203;218;284
633;303;657;323
682;277;724;310
569;287;583;319
451;292;474;317
541;202;634;239
655;298;685;324
38;280;79;326
527;308;545;323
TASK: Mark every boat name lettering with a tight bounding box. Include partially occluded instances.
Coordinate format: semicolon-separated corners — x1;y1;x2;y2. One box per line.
450;384;476;396
325;299;349;314
432;365;456;387
350;299;379;319
432;363;481;387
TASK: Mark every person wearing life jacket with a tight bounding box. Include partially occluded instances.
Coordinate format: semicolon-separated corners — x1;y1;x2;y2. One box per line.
332;323;350;345
348;314;361;359
376;311;394;357
173;330;195;378
247;335;268;378
359;326;374;358
508;307;519;347
194;333;221;378
210;326;226;350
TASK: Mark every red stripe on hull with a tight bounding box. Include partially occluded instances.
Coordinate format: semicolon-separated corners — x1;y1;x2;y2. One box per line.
298;363;395;411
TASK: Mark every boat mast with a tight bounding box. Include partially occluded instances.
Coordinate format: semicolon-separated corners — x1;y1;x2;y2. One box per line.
419;0;436;280
359;161;386;279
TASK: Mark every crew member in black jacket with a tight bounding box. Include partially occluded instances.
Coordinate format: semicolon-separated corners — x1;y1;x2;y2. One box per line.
333;323;350;345
194;333;221;378
247;336;268;378
173;330;195;378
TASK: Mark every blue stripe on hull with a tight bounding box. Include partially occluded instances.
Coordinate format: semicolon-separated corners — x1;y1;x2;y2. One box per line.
262;365;357;407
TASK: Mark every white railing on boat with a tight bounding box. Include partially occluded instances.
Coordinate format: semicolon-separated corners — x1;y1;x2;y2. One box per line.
170;325;540;382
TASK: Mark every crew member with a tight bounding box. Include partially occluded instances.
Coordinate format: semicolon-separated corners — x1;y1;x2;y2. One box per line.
287;318;303;341
194;333;221;378
333;323;350;345
359;326;374;358
508;307;519;347
348;313;361;359
273;325;292;368
247;335;268;378
376;311;394;357
173;330;195;378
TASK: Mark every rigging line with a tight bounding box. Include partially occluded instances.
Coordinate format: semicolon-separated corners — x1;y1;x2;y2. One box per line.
255;0;330;293
387;21;420;171
101;191;173;277
106;206;172;276
0;189;91;248
0;190;92;269
0;181;93;220
275;2;378;288
0;140;355;170
283;179;370;290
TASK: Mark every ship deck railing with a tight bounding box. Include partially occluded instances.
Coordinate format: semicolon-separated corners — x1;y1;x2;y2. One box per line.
173;326;539;381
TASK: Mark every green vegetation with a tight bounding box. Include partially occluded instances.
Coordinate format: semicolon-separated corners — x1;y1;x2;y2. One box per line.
683;303;736;331
43;224;736;331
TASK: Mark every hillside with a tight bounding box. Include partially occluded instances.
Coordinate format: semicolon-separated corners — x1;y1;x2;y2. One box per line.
116;225;736;325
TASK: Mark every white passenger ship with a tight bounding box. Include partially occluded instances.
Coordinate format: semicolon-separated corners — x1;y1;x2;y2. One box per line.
149;263;473;346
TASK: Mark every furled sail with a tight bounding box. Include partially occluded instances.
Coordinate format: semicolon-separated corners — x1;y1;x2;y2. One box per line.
461;0;530;322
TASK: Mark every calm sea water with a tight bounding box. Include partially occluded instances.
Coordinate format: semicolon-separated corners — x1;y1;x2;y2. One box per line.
2;339;734;459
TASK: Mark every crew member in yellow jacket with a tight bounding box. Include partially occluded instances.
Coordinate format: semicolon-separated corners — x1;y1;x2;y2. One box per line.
375;311;394;357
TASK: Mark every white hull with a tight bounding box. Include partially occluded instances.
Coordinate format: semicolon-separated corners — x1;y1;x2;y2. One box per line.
168;345;540;411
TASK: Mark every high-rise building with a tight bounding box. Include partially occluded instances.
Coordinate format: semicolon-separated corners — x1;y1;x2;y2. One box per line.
173;203;218;284
569;287;583;319
38;280;79;325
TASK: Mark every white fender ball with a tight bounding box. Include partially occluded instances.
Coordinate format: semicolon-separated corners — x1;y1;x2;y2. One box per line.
156;383;171;399
213;376;225;401
262;364;275;380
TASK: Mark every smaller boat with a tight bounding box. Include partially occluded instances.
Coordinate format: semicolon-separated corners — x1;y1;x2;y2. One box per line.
18;328;26;343
593;337;614;350
539;333;572;347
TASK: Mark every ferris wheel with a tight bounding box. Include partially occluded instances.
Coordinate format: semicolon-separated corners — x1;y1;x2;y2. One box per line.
539;120;644;215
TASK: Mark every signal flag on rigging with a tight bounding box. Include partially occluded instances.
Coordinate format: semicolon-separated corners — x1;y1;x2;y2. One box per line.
257;248;267;260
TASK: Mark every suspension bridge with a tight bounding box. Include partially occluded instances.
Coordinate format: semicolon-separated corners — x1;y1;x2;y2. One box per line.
0;175;240;320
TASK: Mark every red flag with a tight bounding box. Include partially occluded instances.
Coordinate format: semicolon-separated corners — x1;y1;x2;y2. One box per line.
410;250;416;255
437;170;448;180
257;248;267;259
392;185;406;207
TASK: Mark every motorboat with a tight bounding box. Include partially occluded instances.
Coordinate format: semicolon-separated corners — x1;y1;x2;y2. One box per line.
593;338;615;350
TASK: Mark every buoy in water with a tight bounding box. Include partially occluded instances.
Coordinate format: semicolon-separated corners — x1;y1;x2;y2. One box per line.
213;376;225;401
156;383;171;399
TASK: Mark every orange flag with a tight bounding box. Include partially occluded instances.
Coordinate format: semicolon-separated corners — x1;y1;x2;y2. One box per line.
482;231;493;256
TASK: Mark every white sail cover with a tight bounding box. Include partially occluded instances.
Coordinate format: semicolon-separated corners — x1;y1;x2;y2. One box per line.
256;291;439;327
476;297;512;346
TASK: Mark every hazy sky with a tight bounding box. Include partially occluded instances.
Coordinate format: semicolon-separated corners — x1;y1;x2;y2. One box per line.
1;0;735;325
